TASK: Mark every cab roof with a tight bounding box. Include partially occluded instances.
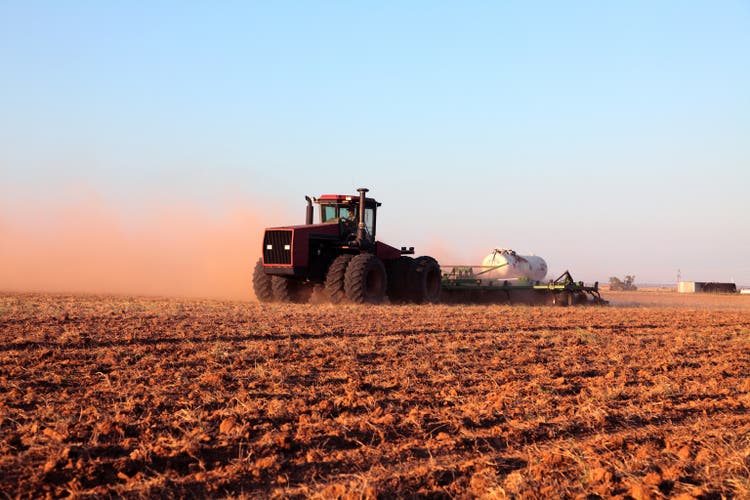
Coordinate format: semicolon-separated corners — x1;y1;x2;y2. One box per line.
316;194;381;206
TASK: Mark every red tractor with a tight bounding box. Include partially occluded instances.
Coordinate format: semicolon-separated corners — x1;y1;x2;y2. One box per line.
253;188;441;304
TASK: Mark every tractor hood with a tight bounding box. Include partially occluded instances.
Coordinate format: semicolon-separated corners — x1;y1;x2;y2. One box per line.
262;223;340;268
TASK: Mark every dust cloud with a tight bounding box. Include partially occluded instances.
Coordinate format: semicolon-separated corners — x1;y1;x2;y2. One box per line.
420;238;480;268
0;193;271;300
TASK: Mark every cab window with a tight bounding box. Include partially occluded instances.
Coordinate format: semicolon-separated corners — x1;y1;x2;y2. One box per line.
322;205;337;223
339;206;353;220
321;204;358;223
364;207;375;235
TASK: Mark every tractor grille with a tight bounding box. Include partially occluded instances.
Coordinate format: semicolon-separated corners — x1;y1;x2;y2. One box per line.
263;230;292;265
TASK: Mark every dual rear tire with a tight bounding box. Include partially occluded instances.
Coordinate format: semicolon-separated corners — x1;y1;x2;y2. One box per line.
387;256;414;303
344;254;387;304
409;256;442;304
327;253;441;304
324;254;353;304
325;253;388;304
387;255;441;304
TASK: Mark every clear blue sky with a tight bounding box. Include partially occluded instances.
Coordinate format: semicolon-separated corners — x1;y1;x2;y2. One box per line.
2;1;749;285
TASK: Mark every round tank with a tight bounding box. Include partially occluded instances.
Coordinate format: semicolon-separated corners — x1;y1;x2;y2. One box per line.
481;249;547;281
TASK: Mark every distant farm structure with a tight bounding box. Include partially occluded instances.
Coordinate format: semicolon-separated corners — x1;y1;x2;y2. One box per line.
678;281;737;294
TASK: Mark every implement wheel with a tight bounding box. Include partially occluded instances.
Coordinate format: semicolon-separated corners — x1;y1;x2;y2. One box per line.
325;254;354;304
409;256;441;304
553;291;573;306
252;259;274;303
272;276;312;303
344;254;387;304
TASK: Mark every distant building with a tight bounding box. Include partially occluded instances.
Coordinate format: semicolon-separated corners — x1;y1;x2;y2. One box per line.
678;281;737;293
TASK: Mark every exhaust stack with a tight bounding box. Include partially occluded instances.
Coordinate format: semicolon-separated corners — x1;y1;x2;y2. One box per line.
356;187;369;247
305;196;313;225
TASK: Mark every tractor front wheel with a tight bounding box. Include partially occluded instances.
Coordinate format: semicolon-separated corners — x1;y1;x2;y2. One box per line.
252;259;274;303
272;276;313;303
325;254;354;304
344;254;387;304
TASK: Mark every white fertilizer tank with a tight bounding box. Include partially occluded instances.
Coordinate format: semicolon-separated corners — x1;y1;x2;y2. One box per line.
480;248;548;281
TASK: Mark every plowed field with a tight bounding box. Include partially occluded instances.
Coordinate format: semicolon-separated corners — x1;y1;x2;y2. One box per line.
1;293;749;498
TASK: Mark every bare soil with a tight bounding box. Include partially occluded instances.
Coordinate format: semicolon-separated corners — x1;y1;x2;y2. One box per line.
1;292;748;498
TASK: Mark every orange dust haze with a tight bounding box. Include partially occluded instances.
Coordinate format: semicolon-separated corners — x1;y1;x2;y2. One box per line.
0;193;272;300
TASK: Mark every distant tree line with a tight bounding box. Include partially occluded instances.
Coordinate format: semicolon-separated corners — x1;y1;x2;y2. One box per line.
609;275;637;291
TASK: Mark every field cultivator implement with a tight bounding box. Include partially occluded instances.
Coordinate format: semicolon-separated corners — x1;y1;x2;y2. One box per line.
441;268;607;306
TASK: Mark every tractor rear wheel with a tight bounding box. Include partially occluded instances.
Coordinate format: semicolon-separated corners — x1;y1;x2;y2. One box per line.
344;254;387;304
387;256;414;303
252;259;274;303
409;256;441;304
271;276;312;303
325;254;354;304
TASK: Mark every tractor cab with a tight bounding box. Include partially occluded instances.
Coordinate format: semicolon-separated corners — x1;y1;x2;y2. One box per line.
315;193;381;243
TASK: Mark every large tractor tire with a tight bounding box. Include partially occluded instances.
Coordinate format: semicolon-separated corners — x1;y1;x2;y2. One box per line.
344;254;387;304
324;254;354;304
386;256;414;304
252;259;274;303
271;276;313;303
409;256;442;304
